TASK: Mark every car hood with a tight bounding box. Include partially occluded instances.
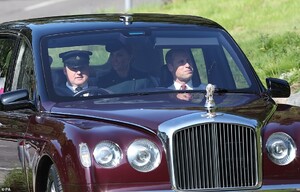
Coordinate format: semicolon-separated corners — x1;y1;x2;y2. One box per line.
50;93;275;132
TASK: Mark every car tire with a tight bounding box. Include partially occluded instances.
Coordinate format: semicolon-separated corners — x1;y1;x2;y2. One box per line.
46;164;63;192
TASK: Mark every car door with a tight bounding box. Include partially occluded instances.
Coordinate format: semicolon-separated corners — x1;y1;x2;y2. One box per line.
0;34;35;191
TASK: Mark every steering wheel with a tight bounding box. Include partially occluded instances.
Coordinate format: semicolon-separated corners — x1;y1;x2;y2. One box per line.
73;87;110;97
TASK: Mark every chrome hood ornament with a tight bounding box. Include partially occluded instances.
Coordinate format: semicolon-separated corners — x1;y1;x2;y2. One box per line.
205;83;216;109
203;84;218;118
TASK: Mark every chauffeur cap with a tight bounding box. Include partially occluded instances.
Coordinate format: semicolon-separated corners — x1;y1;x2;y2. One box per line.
59;50;92;69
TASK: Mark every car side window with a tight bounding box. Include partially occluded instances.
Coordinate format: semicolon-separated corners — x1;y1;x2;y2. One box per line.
0;37;16;94
11;39;35;99
191;48;208;84
223;47;251;89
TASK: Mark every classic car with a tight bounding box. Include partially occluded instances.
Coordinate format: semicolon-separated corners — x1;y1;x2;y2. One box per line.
0;13;299;192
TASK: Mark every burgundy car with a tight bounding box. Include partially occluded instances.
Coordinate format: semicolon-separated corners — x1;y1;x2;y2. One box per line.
0;13;299;192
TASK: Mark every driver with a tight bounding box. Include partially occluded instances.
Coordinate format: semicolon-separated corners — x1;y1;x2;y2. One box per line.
57;50;92;96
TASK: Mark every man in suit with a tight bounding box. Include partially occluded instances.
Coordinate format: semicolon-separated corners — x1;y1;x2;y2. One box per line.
166;48;206;100
166;48;206;90
56;50;92;96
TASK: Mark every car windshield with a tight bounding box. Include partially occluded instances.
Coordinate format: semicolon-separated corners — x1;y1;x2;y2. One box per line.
41;27;259;100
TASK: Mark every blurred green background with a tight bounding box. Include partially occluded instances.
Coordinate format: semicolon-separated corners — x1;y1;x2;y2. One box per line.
103;0;300;92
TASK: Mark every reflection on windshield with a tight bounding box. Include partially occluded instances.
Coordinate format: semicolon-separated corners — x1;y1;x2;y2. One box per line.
45;29;256;100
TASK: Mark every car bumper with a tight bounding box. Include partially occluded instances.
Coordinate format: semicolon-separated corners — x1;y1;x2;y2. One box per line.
143;184;300;192
62;183;300;191
138;184;300;191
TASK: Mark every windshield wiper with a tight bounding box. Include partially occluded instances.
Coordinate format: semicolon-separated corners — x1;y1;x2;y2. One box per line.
215;88;228;93
214;88;258;94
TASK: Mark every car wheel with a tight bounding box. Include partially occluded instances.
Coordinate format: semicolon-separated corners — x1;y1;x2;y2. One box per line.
47;164;63;192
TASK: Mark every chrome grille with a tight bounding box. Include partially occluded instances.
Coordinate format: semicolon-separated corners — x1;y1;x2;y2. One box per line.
173;123;258;190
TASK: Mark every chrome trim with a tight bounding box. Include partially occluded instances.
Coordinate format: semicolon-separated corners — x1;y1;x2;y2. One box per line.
119;15;133;25
139;183;300;191
158;112;261;191
49;112;156;134
204;84;216;110
260;184;300;191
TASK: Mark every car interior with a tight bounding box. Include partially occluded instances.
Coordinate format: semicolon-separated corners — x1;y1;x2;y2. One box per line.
45;29;255;98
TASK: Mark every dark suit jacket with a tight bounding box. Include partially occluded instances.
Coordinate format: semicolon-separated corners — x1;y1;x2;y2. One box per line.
98;67;148;88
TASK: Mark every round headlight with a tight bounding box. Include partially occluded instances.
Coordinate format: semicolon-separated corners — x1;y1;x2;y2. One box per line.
127;139;161;172
93;141;122;168
266;132;296;165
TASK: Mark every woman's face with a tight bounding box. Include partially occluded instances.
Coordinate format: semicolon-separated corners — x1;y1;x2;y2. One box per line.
110;48;131;73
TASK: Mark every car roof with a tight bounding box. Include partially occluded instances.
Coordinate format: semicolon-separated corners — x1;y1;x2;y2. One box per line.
0;13;224;37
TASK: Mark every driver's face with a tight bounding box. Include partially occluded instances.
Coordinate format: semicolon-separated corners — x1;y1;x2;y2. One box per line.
64;65;89;87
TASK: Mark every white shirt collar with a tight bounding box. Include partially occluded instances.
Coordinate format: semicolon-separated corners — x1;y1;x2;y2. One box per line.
170;80;193;90
66;82;88;93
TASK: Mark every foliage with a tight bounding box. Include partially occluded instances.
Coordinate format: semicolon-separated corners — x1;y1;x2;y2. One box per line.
0;39;14;78
242;32;300;87
1;169;29;192
125;0;300;91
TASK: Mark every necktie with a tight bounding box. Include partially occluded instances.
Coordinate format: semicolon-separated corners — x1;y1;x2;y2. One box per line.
179;83;192;100
75;86;83;92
